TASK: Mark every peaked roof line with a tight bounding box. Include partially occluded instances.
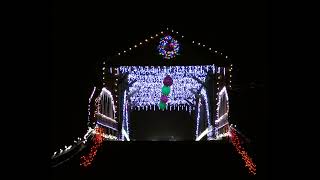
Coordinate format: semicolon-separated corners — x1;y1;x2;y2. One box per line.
109;28;231;62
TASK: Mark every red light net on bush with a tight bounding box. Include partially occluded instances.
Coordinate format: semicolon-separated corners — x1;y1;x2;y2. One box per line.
80;127;105;167
230;128;256;175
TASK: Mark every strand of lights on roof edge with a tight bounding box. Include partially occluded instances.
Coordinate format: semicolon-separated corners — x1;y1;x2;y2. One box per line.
114;29;230;61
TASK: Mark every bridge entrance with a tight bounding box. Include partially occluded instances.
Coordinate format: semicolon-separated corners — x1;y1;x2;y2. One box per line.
130;109;194;141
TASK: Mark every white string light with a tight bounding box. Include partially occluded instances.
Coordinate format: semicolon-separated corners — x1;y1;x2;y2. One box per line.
100;88;116;118
215;131;231;140
95;29;232;142
110;30;229;62
122;90;130;140
196;99;201;138
196;125;213;141
122;129;130;141
52;127;95;158
93;129;118;140
201;88;212;139
215;86;230;136
88;87;96;125
119;65;215;108
215;112;228;123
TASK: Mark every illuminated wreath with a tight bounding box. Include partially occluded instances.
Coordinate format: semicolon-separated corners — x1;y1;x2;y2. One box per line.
158;35;180;59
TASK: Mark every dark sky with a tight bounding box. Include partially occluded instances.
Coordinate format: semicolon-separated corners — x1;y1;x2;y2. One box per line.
51;0;268;155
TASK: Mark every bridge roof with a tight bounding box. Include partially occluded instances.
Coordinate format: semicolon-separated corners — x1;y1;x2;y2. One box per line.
105;28;231;67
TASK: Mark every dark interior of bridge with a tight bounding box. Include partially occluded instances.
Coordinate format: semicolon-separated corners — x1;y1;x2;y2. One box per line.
130;109;194;141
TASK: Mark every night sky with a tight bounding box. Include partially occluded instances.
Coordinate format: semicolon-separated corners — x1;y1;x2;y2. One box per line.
51;0;268;176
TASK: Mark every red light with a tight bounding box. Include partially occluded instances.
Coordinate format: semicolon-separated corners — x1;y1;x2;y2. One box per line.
230;129;256;175
80;127;106;167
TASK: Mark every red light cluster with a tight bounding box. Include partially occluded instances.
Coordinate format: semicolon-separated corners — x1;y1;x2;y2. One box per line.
230;129;256;175
80;127;105;167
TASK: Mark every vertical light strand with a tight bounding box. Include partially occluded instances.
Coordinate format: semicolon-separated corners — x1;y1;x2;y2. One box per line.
122;90;127;141
102;93;105;115
201;88;212;138
88;87;96;124
196;99;201;139
125;91;129;138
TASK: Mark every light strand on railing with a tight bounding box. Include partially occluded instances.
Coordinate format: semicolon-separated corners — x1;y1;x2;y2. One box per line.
80;127;105;167
214;131;231;139
93;129;117;140
230;129;256;175
52;127;94;158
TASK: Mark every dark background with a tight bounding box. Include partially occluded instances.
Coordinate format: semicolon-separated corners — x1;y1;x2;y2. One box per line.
50;0;268;178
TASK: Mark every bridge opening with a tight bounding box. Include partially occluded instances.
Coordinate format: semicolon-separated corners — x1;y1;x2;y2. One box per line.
130;109;194;141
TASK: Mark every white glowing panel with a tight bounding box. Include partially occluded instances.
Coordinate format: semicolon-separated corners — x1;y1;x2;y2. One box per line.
119;65;215;107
